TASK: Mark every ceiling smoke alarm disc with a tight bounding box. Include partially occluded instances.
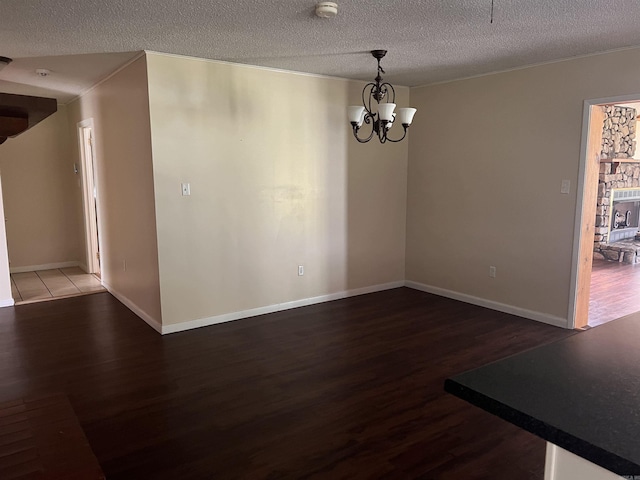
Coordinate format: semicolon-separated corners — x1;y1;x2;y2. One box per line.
315;2;338;18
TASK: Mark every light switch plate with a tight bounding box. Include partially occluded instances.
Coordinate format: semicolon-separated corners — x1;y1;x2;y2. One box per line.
181;183;191;196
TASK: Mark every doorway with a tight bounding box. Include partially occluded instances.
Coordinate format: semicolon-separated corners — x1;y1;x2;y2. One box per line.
78;119;101;276
571;96;640;328
9;118;106;305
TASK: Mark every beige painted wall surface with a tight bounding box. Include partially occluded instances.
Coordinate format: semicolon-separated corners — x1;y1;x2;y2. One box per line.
0;105;84;269
67;56;162;324
146;53;408;326
407;47;640;321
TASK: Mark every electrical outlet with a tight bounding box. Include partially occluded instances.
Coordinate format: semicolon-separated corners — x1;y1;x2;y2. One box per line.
489;266;496;278
561;179;570;194
298;265;304;276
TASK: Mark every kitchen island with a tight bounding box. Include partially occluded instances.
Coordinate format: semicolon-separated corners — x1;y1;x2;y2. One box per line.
445;313;640;479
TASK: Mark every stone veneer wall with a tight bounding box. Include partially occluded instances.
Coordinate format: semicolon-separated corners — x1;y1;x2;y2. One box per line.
601;105;637;159
593;105;640;263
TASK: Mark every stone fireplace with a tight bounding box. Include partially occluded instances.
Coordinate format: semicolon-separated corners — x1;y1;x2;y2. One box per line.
593;105;640;263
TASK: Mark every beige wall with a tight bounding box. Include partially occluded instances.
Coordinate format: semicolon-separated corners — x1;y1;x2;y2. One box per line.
0;105;84;269
67;56;162;325
406;47;640;322
146;53;408;326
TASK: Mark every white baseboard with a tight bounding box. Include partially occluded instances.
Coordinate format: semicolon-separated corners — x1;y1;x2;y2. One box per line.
0;297;15;307
405;280;569;328
106;277;567;335
10;261;80;274
102;281;163;334
161;280;405;335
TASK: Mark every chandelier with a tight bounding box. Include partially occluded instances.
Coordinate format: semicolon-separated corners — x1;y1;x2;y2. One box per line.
348;50;417;144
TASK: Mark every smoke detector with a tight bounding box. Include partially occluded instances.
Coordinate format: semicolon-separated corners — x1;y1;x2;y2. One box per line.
35;68;51;77
315;2;338;18
0;57;12;72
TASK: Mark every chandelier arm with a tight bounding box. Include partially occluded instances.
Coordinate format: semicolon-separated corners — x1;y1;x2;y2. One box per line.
382;125;408;143
352;114;376;143
353;126;375;143
362;82;377;114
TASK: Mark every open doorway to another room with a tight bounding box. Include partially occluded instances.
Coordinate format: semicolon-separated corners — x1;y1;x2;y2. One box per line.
574;99;640;328
1;108;105;305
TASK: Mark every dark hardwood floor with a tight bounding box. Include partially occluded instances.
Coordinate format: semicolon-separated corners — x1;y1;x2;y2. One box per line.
0;393;105;479
589;259;640;327
0;288;576;479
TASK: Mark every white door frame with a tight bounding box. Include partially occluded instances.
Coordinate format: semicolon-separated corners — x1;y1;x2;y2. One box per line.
568;93;640;328
77;118;101;275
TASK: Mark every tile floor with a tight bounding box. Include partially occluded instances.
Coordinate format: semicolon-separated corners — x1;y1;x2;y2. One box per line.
11;267;105;304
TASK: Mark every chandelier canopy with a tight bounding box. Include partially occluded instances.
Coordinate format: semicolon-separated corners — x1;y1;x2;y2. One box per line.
348;50;417;144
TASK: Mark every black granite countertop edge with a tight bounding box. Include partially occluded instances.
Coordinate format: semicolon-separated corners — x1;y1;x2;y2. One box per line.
444;378;640;476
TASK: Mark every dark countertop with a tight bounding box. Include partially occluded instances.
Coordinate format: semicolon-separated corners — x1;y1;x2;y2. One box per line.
445;313;640;477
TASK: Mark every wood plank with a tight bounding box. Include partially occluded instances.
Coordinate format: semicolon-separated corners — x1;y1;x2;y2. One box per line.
0;289;576;479
0;394;104;479
600;157;640;163
0;116;28;137
575;105;606;329
589;259;640;327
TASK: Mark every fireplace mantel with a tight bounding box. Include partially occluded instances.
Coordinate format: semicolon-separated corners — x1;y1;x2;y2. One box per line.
600;157;639;163
600;157;640;172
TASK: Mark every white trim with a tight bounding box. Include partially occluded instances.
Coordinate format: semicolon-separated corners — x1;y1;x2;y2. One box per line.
161;281;405;335
103;281;163;334
544;442;625;480
568;101;594;330
0;297;15;308
65;51;146;105
144;50;411;89
10;261;80;274
544;442;558;480
569;93;640;329
412;44;640;90
405;280;568;328
77;118;103;276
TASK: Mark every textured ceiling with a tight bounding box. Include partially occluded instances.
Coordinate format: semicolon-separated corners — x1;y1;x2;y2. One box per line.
2;0;640;103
